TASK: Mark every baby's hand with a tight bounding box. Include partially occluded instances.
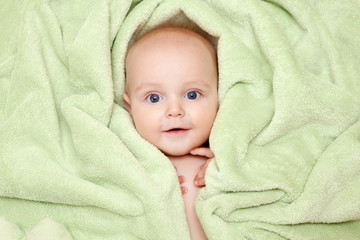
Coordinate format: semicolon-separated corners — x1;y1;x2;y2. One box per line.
190;147;214;187
174;166;188;195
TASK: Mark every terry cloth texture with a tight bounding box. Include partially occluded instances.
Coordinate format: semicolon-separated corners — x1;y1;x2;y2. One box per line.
1;0;360;239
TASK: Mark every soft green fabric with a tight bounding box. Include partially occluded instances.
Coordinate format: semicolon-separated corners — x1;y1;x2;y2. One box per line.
0;217;73;240
1;0;360;239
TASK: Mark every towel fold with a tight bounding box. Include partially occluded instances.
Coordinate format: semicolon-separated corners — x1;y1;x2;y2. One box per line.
1;0;359;239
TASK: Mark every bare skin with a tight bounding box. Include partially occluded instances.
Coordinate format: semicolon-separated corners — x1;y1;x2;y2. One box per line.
173;148;214;240
177;147;214;193
170;154;212;240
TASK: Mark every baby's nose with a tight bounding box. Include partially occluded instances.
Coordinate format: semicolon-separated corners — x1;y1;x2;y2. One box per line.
167;100;185;117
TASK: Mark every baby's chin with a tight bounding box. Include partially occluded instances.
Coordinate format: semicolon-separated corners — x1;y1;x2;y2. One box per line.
163;150;190;157
158;141;209;157
160;147;192;157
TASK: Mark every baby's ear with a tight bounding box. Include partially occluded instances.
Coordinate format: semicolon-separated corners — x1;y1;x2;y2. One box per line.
122;93;132;114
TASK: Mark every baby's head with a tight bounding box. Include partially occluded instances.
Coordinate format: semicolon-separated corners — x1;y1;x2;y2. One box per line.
123;27;218;156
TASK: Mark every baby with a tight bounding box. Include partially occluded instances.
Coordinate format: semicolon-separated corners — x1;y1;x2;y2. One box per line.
123;26;218;239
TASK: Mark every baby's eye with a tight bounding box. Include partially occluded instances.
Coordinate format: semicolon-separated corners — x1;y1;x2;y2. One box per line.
185;91;199;100
147;94;162;103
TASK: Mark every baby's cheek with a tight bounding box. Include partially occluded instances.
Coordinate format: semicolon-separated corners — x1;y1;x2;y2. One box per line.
195;106;216;125
135;114;161;141
137;122;155;138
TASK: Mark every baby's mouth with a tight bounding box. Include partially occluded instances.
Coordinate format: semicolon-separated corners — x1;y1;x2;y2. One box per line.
165;128;189;134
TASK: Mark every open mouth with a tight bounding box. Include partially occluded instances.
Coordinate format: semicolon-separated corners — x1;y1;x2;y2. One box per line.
165;128;189;134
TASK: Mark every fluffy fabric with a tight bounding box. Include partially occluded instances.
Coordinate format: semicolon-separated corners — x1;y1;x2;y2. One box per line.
1;0;359;239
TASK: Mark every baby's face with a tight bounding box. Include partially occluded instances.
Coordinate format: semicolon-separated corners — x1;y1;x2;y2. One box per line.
123;28;218;156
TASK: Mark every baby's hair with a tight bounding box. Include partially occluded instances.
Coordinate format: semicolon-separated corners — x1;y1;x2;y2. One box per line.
127;13;218;55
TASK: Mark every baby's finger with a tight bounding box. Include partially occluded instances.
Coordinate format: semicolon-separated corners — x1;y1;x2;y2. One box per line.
194;167;206;187
194;168;206;186
181;186;188;195
199;158;211;171
194;158;212;187
178;175;186;184
194;176;205;187
190;147;214;159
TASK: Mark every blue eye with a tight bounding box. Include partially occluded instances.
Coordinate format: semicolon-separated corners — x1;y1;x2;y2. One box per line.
186;91;199;100
147;94;162;103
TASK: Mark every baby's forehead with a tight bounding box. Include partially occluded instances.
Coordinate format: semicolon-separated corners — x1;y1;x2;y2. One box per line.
127;27;215;57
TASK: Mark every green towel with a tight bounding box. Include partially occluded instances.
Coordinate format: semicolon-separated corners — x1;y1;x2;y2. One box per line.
1;0;360;239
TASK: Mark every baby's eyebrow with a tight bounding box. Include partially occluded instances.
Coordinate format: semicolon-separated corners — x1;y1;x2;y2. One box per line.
135;82;160;92
134;79;212;92
184;80;211;88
